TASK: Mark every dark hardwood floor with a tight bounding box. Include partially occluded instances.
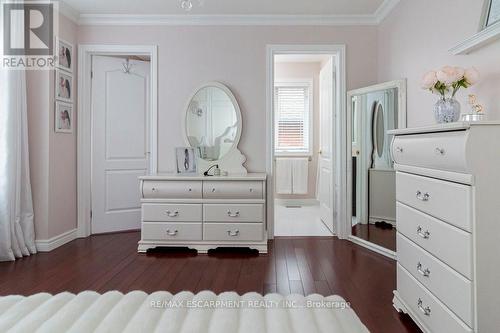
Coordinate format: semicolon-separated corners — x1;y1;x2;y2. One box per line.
0;232;420;333
352;223;396;251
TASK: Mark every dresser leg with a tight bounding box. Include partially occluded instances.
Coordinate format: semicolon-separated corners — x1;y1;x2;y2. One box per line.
392;291;408;314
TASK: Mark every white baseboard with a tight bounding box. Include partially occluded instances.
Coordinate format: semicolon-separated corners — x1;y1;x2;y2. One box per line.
275;198;319;207
35;228;78;252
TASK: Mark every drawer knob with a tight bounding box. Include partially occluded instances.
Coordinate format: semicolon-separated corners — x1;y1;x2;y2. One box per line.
415;190;430;202
395;146;404;153
416;226;431;239
435;147;446;155
417;298;431;316
416;262;431;277
249;188;253;192
227;229;240;237
166;229;178;236
151;187;157;192
188;188;192;192
227;210;240;218
165;210;179;217
211;188;216;192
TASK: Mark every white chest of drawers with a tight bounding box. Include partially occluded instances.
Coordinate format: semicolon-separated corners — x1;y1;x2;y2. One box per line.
389;122;500;333
137;173;267;254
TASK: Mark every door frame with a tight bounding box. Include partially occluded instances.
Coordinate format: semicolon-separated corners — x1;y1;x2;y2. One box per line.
77;44;158;238
346;79;407;259
266;44;346;239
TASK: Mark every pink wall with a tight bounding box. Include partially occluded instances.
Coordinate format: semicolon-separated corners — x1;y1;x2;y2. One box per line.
378;0;500;126
274;61;321;200
48;14;78;237
27;14;78;240
78;25;379;173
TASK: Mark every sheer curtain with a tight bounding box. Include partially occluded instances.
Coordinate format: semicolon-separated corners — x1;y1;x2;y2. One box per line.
0;6;36;261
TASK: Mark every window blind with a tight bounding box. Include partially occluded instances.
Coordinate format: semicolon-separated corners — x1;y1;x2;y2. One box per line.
274;84;311;154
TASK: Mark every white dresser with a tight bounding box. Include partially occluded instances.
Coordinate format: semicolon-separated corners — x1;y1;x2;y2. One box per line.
389;122;500;333
138;173;268;254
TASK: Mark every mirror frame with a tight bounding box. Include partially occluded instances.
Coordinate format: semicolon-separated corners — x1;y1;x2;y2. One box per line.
182;81;247;174
373;102;385;159
344;79;407;258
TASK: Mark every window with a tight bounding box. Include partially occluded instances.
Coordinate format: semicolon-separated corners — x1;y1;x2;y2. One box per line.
274;81;312;155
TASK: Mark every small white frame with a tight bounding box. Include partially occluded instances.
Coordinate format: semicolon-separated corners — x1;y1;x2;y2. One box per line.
54;68;73;103
55;37;74;72
77;44;158;238
54;100;73;134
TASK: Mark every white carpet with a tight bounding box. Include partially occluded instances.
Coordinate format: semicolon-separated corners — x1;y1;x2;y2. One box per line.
0;291;369;333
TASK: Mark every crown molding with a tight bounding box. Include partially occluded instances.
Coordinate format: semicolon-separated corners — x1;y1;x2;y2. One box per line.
374;0;400;23
57;0;400;27
77;14;379;26
58;1;79;24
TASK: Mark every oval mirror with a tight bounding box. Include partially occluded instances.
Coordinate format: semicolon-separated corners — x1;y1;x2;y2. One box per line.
374;102;385;158
185;82;241;161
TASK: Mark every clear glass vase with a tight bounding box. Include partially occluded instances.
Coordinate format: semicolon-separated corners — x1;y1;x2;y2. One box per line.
434;97;461;123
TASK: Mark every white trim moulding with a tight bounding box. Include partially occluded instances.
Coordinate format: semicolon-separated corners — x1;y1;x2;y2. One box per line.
35;228;78;252
449;21;500;55
77;14;379;26
58;0;402;27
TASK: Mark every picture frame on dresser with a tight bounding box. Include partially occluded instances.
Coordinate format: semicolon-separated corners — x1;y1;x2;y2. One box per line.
175;147;198;174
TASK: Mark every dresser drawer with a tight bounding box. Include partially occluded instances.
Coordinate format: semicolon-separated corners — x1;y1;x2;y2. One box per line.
203;181;263;199
203;204;264;223
397;203;472;278
203;223;264;241
142;204;202;222
397;233;473;326
142;222;202;241
392;130;469;173
396;172;472;231
397;264;472;333
142;181;202;199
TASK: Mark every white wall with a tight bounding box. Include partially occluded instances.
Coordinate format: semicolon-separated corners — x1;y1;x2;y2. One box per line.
274;61;321;200
378;0;500;126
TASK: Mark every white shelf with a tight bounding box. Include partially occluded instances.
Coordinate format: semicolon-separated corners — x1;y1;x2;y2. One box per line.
449;21;500;55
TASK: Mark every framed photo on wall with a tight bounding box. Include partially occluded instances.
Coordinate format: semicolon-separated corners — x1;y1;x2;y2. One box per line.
55;68;73;102
176;147;198;174
55;101;73;134
56;37;73;72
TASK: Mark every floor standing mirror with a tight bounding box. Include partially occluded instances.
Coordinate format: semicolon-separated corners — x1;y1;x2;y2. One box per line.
347;80;406;256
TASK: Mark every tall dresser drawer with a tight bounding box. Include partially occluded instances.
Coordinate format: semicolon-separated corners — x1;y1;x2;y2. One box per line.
397;202;472;278
203;223;264;241
203;181;263;199
392;130;469;173
397;233;473;326
142;181;202;199
142;222;202;241
397;264;472;333
396;172;472;231
204;204;264;222
142;204;202;222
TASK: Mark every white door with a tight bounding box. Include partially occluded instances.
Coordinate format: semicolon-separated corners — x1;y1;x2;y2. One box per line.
318;57;335;233
91;55;150;234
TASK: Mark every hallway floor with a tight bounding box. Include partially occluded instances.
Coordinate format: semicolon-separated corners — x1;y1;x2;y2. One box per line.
274;201;333;236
